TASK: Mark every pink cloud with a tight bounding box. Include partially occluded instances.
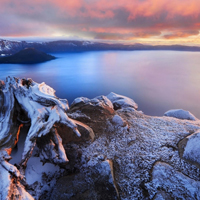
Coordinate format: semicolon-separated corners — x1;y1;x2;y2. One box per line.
0;0;200;43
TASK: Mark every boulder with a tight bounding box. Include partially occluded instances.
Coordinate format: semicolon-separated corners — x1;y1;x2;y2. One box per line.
112;114;126;127
55;119;95;144
69;95;115;134
106;92;138;110
149;162;200;199
70;95;114;115
164;109;197;120
178;130;200;167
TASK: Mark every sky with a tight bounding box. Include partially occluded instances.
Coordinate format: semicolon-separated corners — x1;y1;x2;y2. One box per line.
1;0;200;45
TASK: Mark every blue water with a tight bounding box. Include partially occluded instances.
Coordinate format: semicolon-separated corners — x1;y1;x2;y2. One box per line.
1;50;200;118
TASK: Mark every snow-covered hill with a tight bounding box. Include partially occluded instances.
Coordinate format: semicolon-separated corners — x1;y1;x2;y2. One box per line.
1;39;200;55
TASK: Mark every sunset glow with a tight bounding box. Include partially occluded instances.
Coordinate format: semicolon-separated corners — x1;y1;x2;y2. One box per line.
1;0;200;45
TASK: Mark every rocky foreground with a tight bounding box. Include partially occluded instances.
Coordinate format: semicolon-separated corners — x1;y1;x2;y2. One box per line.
0;77;200;200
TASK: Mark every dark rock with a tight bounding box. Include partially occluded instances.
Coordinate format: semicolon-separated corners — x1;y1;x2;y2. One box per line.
55;119;95;144
69;95;115;135
70;95;115;117
50;160;119;200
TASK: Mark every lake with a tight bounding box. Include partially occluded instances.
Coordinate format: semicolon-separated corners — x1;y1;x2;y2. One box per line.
1;50;200;118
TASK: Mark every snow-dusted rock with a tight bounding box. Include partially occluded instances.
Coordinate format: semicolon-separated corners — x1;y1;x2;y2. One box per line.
2;77;200;199
71;95;113;110
106;92;138;110
149;162;200;199
71;96;90;106
112;114;126;127
66;102;200;200
178;130;200;167
164;109;197;121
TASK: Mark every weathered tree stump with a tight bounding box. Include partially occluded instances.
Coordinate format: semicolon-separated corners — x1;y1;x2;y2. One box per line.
0;77;94;199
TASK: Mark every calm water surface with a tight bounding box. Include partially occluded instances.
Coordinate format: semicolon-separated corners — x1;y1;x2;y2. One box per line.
1;50;200;118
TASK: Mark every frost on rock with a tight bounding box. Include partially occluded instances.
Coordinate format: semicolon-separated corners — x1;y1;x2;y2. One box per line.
112;114;126;127
71;95;113;110
164;109;197;121
2;77;200;199
65;98;200;200
71;97;90;106
149;162;200;199
106;92;138;110
178;130;200;167
0;77;94;199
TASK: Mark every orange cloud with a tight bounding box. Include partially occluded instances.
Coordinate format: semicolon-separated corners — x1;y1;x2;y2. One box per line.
163;30;199;39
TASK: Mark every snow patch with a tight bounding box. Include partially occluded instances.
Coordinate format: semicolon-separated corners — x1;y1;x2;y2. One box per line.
69;42;77;46
25;156;60;185
82;41;94;46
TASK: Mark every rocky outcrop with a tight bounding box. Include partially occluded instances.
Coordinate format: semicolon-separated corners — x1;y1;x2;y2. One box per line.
69;95;115;135
1;77;200;199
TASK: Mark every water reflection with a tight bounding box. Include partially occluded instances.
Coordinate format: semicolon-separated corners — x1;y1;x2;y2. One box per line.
0;50;200;118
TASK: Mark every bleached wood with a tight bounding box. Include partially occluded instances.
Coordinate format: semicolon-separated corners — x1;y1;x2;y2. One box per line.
0;77;94;199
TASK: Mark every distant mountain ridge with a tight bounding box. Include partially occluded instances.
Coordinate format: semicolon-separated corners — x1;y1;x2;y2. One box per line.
1;39;200;55
0;48;56;64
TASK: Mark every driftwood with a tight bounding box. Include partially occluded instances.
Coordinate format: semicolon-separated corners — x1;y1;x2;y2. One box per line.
0;77;94;199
